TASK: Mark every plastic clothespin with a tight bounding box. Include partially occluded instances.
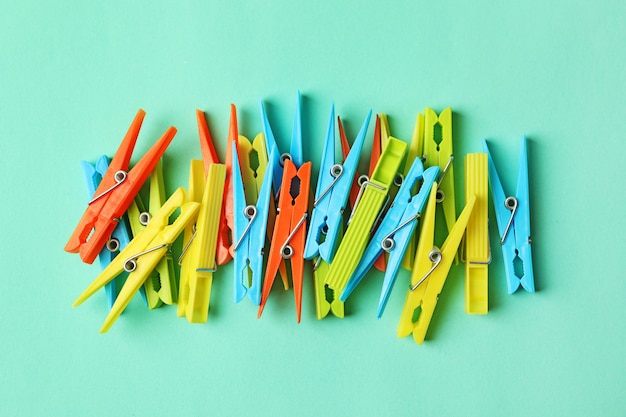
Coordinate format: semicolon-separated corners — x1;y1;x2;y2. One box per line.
340;162;440;318
258;157;310;321
324;137;408;294
483;137;534;293
72;188;200;332
258;95;311;322
311;112;365;320
196;106;236;265
81;155;134;309
339;114;386;273
177;163;226;323
178;159;206;318
423;108;456;235
126;160;177;309
304;105;372;263
397;183;476;344
65;109;177;264
464;153;490;313
231;140;278;305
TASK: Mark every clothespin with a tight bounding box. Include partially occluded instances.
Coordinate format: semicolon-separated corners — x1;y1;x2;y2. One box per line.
340;161;440;318
423;108;456;235
177;163;226;323
196;106;236;265
397;183;476;344
340;114;386;273
483;137;534;293
311;113;378;320
304;105;372;263
72;188;200;332
464;153;490;313
126;160;177;309
258;95;311;322
81;155;134;309
65;109;177;264
178;160;206;318
231;140;278;305
325;137;408;294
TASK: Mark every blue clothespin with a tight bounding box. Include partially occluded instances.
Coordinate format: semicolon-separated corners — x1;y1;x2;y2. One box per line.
231;140;278;305
304;105;372;263
340;160;439;317
81;155;147;308
483;136;534;293
259;92;303;195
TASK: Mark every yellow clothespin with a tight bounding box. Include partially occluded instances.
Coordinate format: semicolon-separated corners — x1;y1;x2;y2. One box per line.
397;182;475;344
126;160;177;309
73;188;200;332
177;160;205;318
423;108;456;235
324;137;408;294
464;153;489;314
177;163;226;323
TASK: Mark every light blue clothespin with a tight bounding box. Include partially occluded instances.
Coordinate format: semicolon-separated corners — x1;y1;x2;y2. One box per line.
340;161;439;317
81;155;147;308
483;136;534;293
231;140;278;305
304;105;372;263
259;92;303;195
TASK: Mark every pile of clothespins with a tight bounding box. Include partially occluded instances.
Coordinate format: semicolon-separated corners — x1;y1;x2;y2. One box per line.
66;93;534;344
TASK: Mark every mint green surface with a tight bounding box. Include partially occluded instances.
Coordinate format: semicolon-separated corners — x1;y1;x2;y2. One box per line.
1;1;624;416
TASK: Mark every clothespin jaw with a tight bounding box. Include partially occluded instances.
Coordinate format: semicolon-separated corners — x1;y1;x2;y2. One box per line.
195;106;235;266
65;110;177;264
81;156;133;309
305;107;372;263
325;137;408;294
464;153;490;314
181;163;227;323
397;183;476;344
483;137;534;293
423;108;456;236
313;258;345;319
231;140;278;305
340;162;440;318
72;188;200;332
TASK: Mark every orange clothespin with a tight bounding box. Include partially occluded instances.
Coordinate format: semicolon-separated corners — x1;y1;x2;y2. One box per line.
196;105;237;265
258;93;312;322
65;109;177;264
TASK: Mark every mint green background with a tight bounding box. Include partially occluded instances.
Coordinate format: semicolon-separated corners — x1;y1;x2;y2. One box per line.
1;1;624;416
